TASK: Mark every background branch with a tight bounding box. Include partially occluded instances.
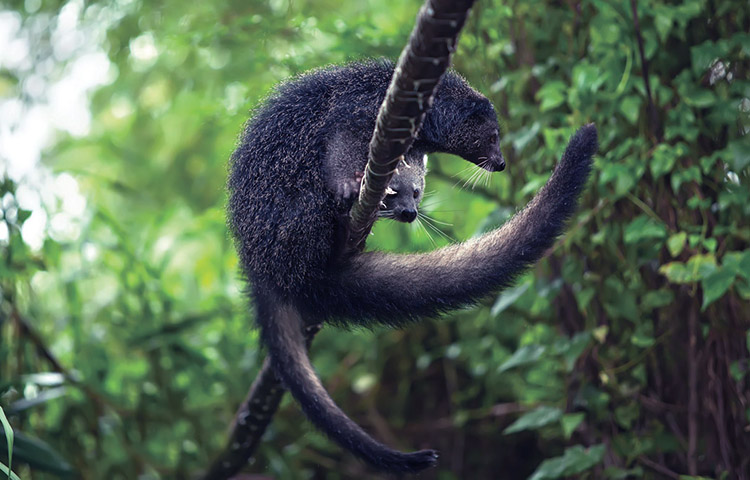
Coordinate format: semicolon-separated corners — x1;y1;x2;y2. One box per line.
629;0;661;142
201;325;320;480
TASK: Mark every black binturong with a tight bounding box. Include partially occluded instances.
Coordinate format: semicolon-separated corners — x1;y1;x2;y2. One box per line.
227;59;597;473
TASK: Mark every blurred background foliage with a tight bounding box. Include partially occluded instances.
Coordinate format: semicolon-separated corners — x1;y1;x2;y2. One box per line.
1;0;749;478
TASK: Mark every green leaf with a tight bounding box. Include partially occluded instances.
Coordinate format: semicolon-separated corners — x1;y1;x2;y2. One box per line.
674;0;706;23
528;444;606;480
512;121;541;153
592;325;609;344
504;406;563;434
686;253;718;279
654;15;673;42
659;262;692;284
603;466;645;479
497;344;546;373
650;144;678;179
0;430;74;478
701;267;736;310
619;95;641;125
599;163;636;197
614;404;639;429
729;361;746;382
683;89;715;107
0;407;12;480
555;332;592;371
0;463;21;480
671;165;701;192
572;62;605;92
641;289;675;310
575;287;595;312
560;413;585;439
667;232;687;257
737;251;750;281
631;322;655;348
603;278;639;322
702;237;717;253
623;215;667;244
536;81;566;111
736;279;750;300
729;138;750;171
491;282;530;317
662;254;720;284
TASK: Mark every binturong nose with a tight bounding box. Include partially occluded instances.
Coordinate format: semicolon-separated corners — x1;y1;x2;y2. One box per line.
496;154;506;171
490;152;506;172
399;208;418;223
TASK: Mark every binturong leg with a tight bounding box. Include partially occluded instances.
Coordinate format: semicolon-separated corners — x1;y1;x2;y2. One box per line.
314;124;598;327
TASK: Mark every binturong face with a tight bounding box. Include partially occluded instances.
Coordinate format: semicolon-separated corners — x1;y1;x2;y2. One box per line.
417;73;506;173
379;155;427;223
454;112;505;172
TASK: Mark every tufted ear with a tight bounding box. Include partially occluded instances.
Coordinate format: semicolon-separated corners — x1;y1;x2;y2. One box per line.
423;154;428;168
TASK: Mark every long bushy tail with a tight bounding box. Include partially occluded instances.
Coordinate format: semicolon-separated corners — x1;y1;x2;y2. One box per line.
254;292;438;473
315;124;598;325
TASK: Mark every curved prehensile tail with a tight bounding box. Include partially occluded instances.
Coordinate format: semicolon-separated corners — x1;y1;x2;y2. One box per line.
254;292;439;474
252;125;596;473
314;124;599;325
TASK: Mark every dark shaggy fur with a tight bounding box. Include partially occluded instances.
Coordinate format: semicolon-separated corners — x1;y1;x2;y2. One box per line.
228;59;596;473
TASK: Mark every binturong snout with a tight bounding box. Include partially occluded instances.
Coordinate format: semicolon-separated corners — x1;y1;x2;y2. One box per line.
397;207;418;223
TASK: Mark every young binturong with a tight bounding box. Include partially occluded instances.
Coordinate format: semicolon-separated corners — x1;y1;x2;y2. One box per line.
228;60;597;474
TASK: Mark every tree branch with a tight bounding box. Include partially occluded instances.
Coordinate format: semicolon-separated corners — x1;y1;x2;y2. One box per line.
346;0;476;253
687;295;699;475
200;324;321;480
11;309;118;414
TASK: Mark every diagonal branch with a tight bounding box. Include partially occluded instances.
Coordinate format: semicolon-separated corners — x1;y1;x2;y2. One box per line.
203;1;476;478
346;0;476;253
201;325;321;480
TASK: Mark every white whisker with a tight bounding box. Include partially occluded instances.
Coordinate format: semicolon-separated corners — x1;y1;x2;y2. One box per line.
414;217;437;246
418;212;453;242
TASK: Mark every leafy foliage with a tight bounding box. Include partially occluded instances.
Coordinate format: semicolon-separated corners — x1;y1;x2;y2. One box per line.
1;0;748;479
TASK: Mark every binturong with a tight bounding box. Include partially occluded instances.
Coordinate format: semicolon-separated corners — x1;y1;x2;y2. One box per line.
228;60;597;474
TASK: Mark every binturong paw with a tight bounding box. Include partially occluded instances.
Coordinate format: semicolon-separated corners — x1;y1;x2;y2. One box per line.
335;171;364;201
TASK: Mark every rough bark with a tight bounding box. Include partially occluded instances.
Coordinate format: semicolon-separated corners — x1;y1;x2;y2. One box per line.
347;0;476;253
200;325;321;480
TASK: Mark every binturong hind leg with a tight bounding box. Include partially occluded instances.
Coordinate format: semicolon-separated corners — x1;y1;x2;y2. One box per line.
313;124;598;327
254;290;439;473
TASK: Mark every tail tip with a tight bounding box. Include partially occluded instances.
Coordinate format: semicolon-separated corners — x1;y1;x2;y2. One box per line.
399;449;439;473
378;448;438;473
573;123;599;157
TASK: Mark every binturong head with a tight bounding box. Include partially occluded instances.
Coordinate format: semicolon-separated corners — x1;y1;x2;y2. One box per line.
417;71;505;172
449;106;505;172
379;154;427;223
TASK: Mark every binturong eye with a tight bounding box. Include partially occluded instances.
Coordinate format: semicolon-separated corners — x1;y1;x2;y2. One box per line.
490;132;499;144
413;188;420;199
